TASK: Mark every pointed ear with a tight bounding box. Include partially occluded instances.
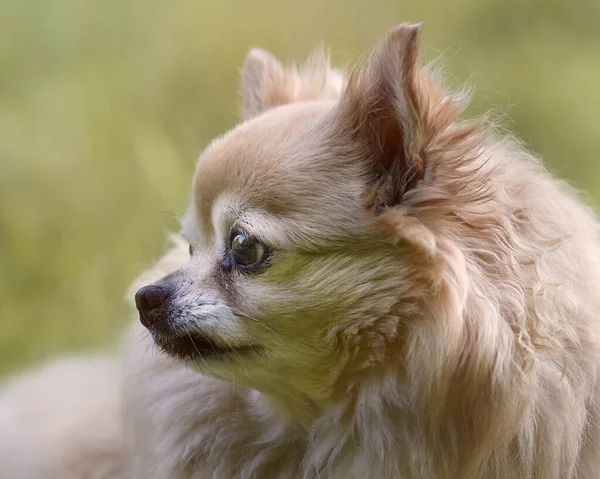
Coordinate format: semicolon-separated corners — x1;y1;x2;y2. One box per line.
240;48;298;120
339;23;467;209
240;47;346;120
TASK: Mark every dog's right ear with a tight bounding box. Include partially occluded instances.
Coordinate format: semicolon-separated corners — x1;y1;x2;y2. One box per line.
240;48;297;120
336;23;472;211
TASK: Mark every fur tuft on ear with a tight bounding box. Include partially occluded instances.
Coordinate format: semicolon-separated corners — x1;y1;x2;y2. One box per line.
240;47;345;120
338;23;472;209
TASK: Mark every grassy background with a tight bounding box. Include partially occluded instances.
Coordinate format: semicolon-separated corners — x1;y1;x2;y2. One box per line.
1;0;599;377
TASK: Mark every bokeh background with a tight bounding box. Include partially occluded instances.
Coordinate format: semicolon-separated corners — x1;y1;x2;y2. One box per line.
1;0;599;377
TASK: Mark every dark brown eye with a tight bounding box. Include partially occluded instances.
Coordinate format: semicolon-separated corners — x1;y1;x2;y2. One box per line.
230;233;265;267
188;244;194;257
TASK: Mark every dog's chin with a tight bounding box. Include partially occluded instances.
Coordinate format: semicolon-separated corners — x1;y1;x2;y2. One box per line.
152;331;263;362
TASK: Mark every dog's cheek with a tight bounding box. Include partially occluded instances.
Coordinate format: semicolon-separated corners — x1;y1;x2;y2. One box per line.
225;274;297;347
224;250;412;360
236;254;356;338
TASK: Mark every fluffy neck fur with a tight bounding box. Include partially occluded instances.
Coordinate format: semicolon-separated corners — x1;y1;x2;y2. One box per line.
125;134;600;479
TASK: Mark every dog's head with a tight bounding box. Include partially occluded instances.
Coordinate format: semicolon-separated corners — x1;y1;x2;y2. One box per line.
135;23;482;408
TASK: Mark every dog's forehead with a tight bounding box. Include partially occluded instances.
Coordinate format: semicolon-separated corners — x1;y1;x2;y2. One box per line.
192;101;359;230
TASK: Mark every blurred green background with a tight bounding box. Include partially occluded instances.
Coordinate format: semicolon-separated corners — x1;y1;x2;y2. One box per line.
1;0;599;377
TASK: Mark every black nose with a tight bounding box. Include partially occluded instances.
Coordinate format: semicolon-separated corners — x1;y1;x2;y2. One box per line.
135;284;171;328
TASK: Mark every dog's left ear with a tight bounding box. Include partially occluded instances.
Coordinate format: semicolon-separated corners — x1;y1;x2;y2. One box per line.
241;48;345;120
337;23;468;209
241;48;297;120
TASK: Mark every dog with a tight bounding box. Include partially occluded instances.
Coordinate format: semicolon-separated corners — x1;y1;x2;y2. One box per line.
3;22;600;479
125;22;600;478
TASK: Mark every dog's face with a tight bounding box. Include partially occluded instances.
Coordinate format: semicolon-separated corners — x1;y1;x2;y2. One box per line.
136;24;478;405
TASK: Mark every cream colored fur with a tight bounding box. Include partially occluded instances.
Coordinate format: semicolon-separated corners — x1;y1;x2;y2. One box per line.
2;22;600;479
0;357;126;478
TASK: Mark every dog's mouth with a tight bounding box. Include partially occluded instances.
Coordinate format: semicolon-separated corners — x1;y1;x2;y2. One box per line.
152;331;262;361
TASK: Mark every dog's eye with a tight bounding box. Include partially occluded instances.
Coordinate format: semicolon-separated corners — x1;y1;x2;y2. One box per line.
188;244;194;257
230;233;265;268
